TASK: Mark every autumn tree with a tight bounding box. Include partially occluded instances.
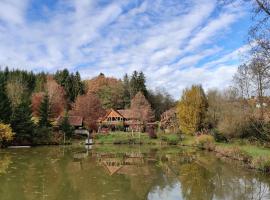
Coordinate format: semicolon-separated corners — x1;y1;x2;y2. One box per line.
0;123;14;147
46;77;66;117
131;92;154;124
32;77;66;118
177;85;208;134
6;79;27;110
70;93;105;131
86;73;124;109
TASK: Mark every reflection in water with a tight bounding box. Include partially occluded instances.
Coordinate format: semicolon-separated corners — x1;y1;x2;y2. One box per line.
0;155;12;174
0;146;270;200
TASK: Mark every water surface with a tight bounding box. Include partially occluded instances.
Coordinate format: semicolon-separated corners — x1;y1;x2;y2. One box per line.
0;145;270;200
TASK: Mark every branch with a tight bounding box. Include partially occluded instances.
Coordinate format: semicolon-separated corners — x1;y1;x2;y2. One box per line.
255;0;270;16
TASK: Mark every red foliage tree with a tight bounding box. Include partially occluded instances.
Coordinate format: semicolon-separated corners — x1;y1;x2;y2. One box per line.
31;76;66;118
131;92;154;123
70;93;105;131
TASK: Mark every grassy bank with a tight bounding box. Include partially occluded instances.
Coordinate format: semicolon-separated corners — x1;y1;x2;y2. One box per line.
179;135;270;173
93;131;181;145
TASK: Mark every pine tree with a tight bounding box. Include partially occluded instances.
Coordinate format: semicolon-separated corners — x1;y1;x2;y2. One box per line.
10;100;35;144
130;71;148;98
123;73;131;108
59;111;74;139
177;85;208;134
38;92;52;127
0;79;12;124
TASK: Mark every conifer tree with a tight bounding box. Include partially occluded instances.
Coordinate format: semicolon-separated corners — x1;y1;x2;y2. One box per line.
38;92;52;127
0;78;12;123
59;111;74;139
10;100;35;143
177;85;208;134
123;73;131;108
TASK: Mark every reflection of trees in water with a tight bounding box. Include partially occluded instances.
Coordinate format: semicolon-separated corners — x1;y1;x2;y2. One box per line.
164;152;270;200
0;155;12;174
1;147;270;200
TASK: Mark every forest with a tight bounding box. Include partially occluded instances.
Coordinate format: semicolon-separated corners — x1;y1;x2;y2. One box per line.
0;68;175;146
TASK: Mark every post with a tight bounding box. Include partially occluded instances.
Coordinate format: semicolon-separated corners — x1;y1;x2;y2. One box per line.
63;132;66;145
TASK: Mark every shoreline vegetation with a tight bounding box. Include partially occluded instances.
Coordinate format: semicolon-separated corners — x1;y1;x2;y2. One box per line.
92;132;270;173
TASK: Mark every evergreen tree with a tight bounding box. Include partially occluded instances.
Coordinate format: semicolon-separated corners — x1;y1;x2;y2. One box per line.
59;111;74;139
177;85;208;134
123;73;131;108
130;71;148;98
38;92;52;127
0;76;12;123
10;100;35;143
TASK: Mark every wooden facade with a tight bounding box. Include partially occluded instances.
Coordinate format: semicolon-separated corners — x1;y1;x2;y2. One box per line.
97;109;143;132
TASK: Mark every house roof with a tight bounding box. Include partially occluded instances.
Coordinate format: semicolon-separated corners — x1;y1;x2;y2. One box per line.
117;109;139;119
57;116;83;126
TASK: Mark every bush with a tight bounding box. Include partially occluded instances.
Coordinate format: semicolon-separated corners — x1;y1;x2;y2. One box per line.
161;134;180;145
33;126;53;145
0;123;14;147
147;127;157;139
210;129;228;142
251;156;270;172
196;135;215;150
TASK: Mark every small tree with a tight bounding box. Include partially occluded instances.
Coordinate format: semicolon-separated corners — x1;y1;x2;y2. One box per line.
10;100;35;144
0;123;14;147
38;92;52;127
59;112;74;139
177;85;208;135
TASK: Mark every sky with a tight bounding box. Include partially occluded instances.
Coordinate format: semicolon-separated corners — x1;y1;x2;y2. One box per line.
0;0;252;98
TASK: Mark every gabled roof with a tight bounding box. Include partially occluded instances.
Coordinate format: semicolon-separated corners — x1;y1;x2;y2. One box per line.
117;109;139;119
57;116;83;126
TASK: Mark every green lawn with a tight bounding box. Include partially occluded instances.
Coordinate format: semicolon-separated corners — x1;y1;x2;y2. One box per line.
216;142;270;158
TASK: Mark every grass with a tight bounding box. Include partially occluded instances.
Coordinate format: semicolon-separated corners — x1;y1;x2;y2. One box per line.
93;131;181;145
179;134;270;172
94;131;160;145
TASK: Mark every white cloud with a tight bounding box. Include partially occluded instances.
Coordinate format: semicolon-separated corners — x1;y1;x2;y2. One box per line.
0;0;249;98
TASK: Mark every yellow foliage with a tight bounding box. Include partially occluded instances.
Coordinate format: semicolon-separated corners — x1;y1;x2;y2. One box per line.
0;123;14;143
177;85;208;134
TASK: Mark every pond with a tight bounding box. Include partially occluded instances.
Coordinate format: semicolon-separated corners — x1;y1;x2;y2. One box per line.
0;145;270;200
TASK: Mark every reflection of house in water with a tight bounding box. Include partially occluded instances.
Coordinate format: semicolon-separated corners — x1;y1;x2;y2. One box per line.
94;152;156;176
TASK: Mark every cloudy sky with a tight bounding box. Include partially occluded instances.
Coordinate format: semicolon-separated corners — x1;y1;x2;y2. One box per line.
0;0;252;98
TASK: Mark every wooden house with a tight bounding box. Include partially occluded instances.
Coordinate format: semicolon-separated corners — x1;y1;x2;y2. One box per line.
97;109;143;132
56;115;83;129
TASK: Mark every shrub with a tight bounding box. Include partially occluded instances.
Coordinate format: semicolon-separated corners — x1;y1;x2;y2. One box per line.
196;135;215;150
147;127;157;139
161;134;180;145
251;156;270;172
210;129;228;142
0;123;14;147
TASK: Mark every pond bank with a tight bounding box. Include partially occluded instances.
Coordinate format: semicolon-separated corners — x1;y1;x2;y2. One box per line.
93;132;270;173
180;135;270;173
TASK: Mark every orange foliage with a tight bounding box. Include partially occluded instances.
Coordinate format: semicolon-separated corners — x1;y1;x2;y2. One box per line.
86;73;120;93
130;92;154;123
70;93;105;131
31;76;66;118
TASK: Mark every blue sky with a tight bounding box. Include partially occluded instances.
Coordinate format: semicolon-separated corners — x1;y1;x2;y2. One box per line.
0;0;252;98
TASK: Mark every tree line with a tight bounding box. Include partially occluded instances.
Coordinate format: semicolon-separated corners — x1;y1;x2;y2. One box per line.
0;68;175;146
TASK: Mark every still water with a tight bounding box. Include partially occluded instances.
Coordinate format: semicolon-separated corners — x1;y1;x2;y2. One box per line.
0;145;270;200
